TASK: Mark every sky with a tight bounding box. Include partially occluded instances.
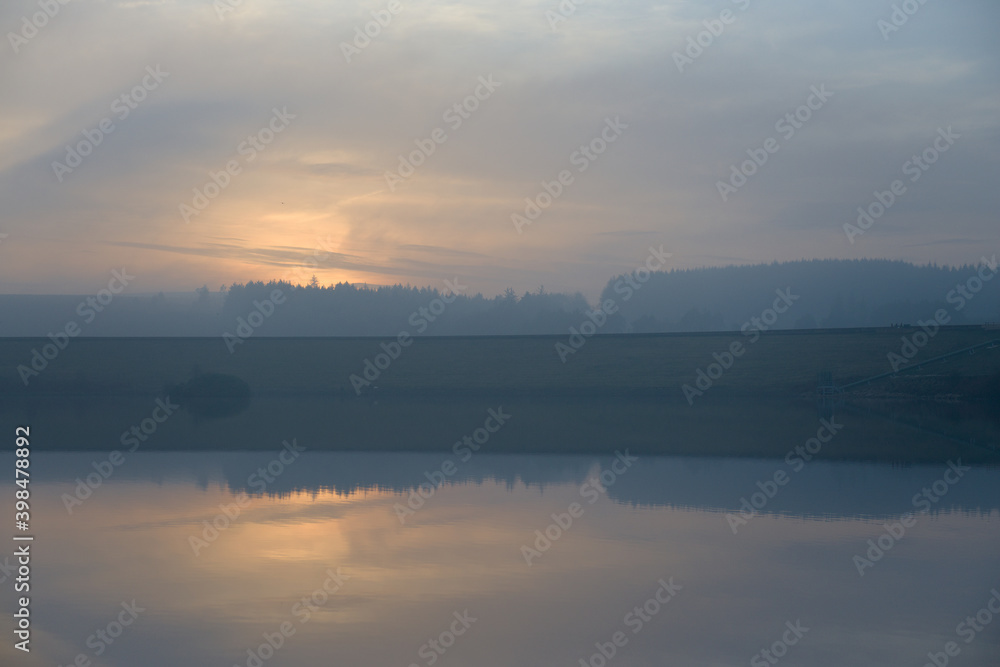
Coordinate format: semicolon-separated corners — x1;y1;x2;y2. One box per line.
0;0;997;299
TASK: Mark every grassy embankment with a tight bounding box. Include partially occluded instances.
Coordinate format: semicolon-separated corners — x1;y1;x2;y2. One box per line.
1;329;998;462
1;327;997;398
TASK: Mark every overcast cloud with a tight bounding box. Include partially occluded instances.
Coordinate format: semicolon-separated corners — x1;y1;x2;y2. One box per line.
1;0;997;297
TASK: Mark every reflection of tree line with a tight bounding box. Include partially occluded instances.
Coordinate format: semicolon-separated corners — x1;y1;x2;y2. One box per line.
201;452;1000;520
29;426;1000;518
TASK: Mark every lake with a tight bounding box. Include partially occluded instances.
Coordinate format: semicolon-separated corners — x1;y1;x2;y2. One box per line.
2;450;998;666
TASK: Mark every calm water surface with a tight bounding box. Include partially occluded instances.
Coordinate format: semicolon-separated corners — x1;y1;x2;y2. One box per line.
2;452;999;666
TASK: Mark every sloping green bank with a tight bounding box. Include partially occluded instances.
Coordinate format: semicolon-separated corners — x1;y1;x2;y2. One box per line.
2;327;998;399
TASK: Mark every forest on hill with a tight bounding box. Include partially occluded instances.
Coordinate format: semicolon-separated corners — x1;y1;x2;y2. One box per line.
2;258;996;336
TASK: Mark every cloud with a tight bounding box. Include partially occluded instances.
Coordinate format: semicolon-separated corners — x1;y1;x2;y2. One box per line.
1;0;998;298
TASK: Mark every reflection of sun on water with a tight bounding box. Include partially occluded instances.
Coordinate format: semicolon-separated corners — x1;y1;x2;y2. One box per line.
245;526;348;564
201;486;389;563
234;489;381;564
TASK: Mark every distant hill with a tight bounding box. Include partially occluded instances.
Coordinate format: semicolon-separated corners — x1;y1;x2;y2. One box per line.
1;258;996;336
600;258;1000;332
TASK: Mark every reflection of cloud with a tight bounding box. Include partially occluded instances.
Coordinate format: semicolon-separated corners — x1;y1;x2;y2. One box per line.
14;463;1000;667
